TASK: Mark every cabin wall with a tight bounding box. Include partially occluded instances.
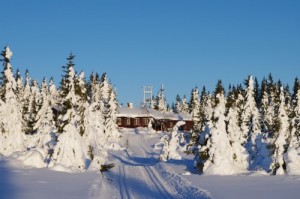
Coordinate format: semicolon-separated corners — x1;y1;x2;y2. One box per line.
117;116;193;132
117;117;150;128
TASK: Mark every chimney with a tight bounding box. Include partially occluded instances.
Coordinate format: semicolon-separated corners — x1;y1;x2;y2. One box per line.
127;102;134;108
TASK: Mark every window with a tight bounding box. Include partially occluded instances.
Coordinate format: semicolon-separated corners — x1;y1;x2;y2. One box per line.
125;118;131;126
134;118;139;126
143;118;149;125
117;118;122;126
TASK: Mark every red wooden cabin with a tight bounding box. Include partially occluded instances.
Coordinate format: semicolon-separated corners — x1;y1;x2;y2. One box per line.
117;106;193;132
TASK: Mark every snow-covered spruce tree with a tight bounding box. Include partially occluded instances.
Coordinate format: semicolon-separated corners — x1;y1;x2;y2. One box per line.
74;71;88;136
180;95;189;114
155;84;167;112
284;84;291;114
99;73;111;127
234;84;245;129
191;89;213;162
104;87;120;142
14;69;24;105
199;86;209;132
0;46;25;156
100;73;120;142
260;78;269;134
22;70;32;133
265;74;277;138
188;87;209;155
254;77;261;107
174;94;182;113
189;87;201;132
270;86;290;175
226;86;249;170
160;121;185;162
33;79;56;162
84;72;105;149
99;73;111;103
89;72;101;103
241;76;268;170
48;77;58;108
25;79;41;135
49;53;86;172
284;78;300;175
200;80;239;175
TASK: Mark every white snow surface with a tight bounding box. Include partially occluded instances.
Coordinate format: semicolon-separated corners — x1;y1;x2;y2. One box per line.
117;106;192;121
1;129;300;199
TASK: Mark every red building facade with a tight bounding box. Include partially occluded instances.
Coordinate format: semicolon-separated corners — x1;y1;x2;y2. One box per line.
117;106;193;132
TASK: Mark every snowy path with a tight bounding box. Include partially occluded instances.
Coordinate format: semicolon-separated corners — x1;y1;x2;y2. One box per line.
89;132;210;199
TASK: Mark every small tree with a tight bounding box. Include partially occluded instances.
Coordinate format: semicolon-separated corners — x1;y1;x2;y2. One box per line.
189;87;201;132
160;121;185;161
155;84;167;112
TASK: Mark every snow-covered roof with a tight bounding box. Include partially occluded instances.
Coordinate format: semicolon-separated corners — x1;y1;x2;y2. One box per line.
117;107;192;121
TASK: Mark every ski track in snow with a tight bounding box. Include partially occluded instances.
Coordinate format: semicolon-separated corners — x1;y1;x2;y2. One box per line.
89;132;210;199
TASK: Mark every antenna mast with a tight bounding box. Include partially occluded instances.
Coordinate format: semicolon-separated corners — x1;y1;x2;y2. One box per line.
143;86;153;108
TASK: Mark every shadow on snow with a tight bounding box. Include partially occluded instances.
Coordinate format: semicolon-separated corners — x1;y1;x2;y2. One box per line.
0;159;19;199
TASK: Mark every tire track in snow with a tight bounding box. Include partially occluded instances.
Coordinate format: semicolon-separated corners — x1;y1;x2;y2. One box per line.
143;166;174;199
89;133;210;199
118;165;130;199
140;135;211;199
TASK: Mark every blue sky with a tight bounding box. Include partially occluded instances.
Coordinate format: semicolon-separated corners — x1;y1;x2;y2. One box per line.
1;0;299;105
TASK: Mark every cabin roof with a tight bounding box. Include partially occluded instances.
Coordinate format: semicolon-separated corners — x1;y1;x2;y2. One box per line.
117;107;192;121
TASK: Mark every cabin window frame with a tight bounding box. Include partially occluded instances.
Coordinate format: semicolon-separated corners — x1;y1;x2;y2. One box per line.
117;118;122;126
125;118;131;126
134;118;140;126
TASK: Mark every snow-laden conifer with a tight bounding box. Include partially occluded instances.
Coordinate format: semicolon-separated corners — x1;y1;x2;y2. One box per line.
241;76;265;169
180;95;189;114
99;73;111;102
260;78;269;133
14;69;24;105
25;79;40;135
155;84;167;112
0;46;25;156
33;79;56;161
75;71;88;136
265;74;277;137
201;81;239;175
270;86;290;175
174;94;182;113
160;121;185;161
226;90;249;170
104;87;120;142
48;77;58;107
285;79;300;175
49;54;86;171
189;87;201;132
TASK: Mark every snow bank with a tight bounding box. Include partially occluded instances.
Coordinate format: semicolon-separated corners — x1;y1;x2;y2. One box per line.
14;149;47;168
88;149;108;171
285;147;300;175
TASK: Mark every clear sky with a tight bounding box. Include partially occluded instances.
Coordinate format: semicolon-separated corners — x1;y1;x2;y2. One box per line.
1;0;299;105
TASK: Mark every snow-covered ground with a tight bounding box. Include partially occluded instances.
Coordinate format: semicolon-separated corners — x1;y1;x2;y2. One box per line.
1;129;300;199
